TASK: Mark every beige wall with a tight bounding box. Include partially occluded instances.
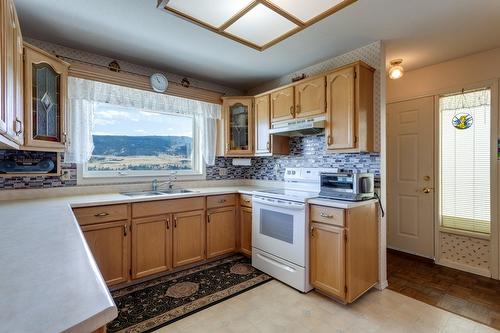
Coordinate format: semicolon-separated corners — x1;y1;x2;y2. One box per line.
387;47;500;102
386;47;500;279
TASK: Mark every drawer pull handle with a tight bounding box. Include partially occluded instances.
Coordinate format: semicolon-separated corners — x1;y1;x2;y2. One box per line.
218;199;226;203
123;225;128;236
94;212;109;217
244;200;251;203
320;212;334;219
174;217;177;228
207;214;211;223
166;219;170;229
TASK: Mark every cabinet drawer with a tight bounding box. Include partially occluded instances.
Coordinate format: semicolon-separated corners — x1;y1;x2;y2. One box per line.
73;204;129;225
239;194;252;208
132;197;205;218
310;205;344;227
207;194;235;209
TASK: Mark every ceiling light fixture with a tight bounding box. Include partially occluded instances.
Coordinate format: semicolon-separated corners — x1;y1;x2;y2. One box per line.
388;59;404;80
156;0;357;51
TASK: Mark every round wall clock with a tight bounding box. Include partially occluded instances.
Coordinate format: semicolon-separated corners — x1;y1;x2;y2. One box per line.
150;73;168;93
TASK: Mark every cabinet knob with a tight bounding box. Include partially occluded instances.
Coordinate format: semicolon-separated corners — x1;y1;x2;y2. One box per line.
327;135;333;145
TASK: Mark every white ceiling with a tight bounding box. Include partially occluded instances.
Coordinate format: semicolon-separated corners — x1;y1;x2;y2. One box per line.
14;0;500;91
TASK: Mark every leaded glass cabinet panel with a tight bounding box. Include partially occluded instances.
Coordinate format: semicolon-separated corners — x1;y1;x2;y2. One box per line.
222;97;254;156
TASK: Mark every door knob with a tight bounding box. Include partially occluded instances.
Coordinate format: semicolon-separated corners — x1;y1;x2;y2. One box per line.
422;187;434;194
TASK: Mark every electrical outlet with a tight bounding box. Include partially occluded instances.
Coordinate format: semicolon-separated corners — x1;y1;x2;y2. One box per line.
219;168;228;176
61;170;71;181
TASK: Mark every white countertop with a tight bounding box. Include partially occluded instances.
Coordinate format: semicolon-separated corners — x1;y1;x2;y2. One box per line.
0;184;377;332
308;197;378;209
0;186;262;333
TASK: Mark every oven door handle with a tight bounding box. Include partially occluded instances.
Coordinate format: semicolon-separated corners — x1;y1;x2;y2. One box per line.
253;196;305;210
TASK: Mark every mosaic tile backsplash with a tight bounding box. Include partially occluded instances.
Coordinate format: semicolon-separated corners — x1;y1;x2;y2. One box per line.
0;135;379;190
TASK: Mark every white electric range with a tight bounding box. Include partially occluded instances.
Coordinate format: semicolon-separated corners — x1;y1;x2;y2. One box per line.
251;167;336;292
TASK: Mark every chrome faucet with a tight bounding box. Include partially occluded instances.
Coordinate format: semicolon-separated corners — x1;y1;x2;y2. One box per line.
152;175;177;191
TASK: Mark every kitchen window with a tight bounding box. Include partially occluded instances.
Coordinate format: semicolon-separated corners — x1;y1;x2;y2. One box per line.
66;77;220;184
82;102;202;178
439;88;491;234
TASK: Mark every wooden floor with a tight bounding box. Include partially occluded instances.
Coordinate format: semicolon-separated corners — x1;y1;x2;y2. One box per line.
387;249;500;330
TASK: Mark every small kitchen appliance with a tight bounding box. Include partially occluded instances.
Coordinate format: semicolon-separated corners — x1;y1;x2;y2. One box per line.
319;171;375;201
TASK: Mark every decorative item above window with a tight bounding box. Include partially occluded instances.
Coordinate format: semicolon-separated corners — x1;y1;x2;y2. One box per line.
156;0;357;51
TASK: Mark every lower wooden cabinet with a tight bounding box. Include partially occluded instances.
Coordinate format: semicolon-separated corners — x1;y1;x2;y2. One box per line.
81;220;130;286
239;206;252;256
207;206;236;258
309;203;378;303
131;215;172;279
173;210;206;267
310;223;345;299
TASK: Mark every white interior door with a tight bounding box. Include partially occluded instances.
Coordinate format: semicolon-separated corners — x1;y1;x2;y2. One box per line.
387;97;435;258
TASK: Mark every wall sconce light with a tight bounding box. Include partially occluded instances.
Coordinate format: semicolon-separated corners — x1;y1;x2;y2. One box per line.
388;59;404;79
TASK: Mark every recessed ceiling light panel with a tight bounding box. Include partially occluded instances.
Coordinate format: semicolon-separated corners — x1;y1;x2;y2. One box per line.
158;0;357;51
267;0;346;23
224;4;298;47
166;0;253;28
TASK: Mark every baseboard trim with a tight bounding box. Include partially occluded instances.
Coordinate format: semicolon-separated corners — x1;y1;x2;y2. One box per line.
437;258;491;278
376;280;388;290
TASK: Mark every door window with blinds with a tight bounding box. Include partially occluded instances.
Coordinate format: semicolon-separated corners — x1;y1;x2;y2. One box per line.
439;88;491;234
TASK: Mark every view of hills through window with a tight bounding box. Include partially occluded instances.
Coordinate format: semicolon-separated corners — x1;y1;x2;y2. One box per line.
87;103;194;172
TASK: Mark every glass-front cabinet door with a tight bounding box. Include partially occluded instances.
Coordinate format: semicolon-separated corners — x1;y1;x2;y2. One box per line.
24;43;69;151
222;97;253;156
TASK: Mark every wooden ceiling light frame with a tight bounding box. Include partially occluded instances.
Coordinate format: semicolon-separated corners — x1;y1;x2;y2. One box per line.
156;0;357;51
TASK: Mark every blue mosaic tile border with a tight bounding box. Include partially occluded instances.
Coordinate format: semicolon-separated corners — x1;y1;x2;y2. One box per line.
0;135;380;190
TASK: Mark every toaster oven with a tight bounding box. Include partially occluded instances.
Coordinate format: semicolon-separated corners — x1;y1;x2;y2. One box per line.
319;172;374;201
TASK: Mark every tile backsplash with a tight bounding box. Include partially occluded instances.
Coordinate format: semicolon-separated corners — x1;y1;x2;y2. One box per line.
0;135;379;190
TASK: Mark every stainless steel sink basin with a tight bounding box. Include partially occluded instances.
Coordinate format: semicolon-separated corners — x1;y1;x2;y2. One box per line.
160;189;196;194
121;189;196;197
121;191;166;197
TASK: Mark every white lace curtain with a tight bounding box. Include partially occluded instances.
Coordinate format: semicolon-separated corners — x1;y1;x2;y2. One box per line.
65;77;221;165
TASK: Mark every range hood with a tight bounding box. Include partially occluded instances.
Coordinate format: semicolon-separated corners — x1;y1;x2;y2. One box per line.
269;116;326;136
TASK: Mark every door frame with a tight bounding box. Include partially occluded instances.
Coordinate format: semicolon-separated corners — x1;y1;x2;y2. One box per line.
387;79;499;279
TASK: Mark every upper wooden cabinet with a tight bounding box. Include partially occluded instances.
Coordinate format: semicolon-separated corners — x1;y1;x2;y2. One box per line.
254;94;289;156
270;87;294;122
326;62;374;152
294;76;326;119
0;0;23;148
222;97;254;156
23;43;70;152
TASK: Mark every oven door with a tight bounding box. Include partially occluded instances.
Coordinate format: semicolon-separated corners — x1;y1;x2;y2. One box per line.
252;196;306;266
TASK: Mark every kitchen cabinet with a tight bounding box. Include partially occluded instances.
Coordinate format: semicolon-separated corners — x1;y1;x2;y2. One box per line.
222;97;254;156
239;195;252;256
207;206;236;258
0;0;23;148
270;87;294;122
81;220;130;286
254;94;289;156
172;209;206;267
294;76;326;119
131;215;172;279
309;202;378;303
23;43;70;152
326;62;374;152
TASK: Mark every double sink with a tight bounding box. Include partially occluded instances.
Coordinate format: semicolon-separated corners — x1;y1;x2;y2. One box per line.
121;188;196;197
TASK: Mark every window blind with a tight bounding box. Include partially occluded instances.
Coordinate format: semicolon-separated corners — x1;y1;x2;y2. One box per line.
439;89;491;234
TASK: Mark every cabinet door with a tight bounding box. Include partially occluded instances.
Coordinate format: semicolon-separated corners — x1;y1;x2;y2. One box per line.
270;87;294;122
254;95;271;155
326;66;355;150
240;206;252;256
132;215;172;279
24;44;68;151
1;0;15;138
310;222;345;300
294;76;326;119
173;210;206;267
81;220;130;286
207;206;236;258
224;98;253;156
12;4;23;145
